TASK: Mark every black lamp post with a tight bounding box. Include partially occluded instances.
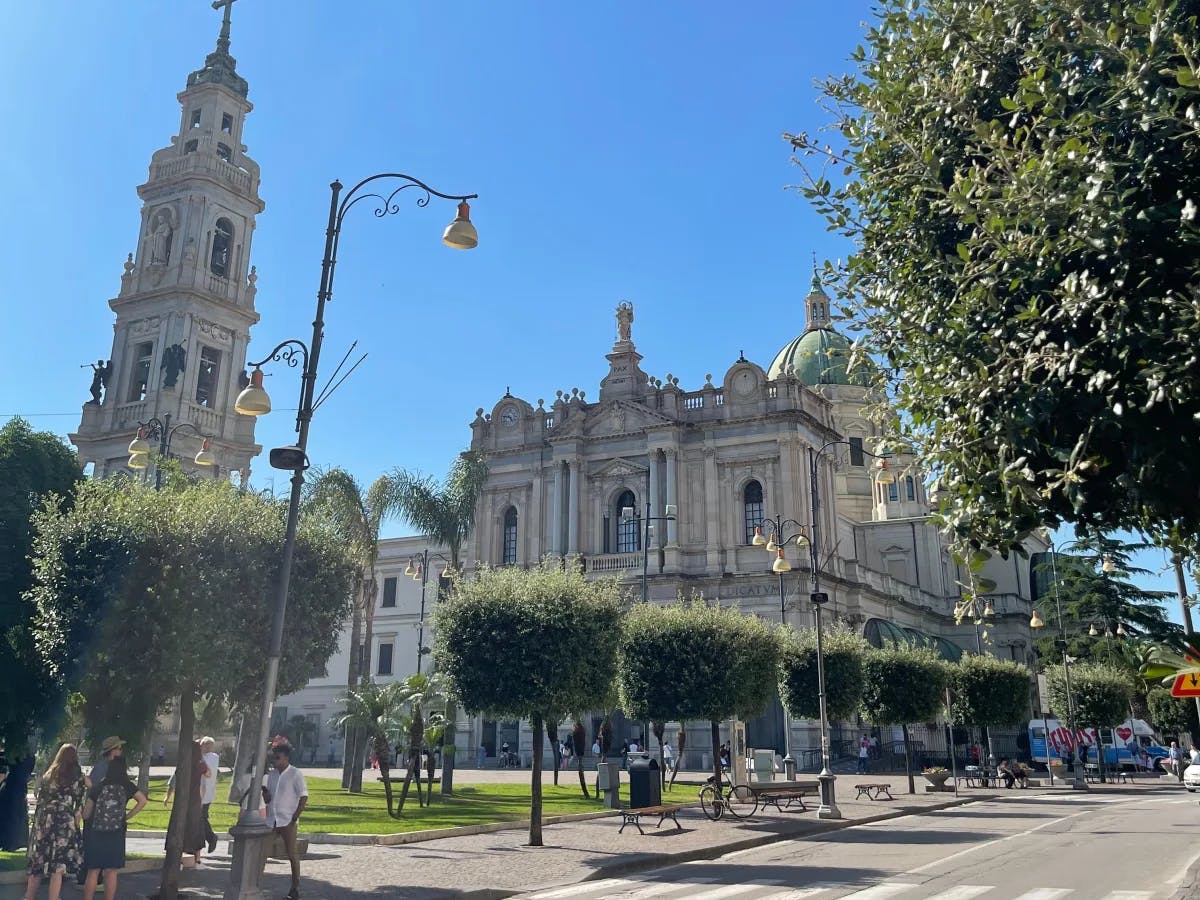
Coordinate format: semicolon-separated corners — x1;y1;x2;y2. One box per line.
127;413;215;488
955;594;997;767
620;501;677;602
405;550;451;676
225;173;478;899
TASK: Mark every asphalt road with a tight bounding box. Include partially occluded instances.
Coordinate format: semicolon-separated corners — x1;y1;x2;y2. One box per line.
518;790;1200;900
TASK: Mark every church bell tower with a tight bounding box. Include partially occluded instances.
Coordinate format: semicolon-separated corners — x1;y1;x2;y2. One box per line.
71;0;263;479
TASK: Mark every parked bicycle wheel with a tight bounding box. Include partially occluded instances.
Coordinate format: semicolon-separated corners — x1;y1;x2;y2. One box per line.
726;783;757;818
698;784;724;820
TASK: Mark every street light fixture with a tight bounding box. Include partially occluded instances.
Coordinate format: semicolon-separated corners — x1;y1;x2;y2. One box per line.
1029;542;1088;790
226;172;478;899
406;549;451;676
126;414;214;487
955;593;997;765
619;502;677;603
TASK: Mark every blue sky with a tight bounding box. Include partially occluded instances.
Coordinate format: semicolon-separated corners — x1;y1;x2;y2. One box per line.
0;1;1191;610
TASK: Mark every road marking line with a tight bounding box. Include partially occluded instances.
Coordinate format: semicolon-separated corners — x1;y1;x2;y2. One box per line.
907;808;1093;875
686;882;787;899
924;887;993;900
1011;890;1072;900
836;885;915;898
723;839;797;860
755;890;830;900
525;879;639;899
1101;892;1154;900
607;878;721;899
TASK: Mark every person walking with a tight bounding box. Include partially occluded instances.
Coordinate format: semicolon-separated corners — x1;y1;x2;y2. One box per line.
1168;741;1184;781
81;755;147;900
163;741;206;867
262;742;307;900
25;744;88;900
199;737;220;857
857;735;870;775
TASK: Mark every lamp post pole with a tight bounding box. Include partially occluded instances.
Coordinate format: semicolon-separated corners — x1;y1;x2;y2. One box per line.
226;173;478;900
407;549;450;676
957;595;996;767
1172;556;1200;728
128;414;215;487
1048;547;1088;791
621;501;677;603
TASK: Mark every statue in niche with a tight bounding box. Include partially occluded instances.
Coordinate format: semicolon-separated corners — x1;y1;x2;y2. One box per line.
84;359;111;404
148;209;174;265
161;343;187;389
616;301;634;342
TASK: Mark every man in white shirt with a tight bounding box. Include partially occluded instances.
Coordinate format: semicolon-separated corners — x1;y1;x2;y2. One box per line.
262;743;308;900
199;736;221;855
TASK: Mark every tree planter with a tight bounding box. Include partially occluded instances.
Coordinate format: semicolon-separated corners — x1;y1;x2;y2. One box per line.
923;772;951;791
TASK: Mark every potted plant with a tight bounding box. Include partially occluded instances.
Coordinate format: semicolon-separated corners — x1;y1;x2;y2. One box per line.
922;766;951;790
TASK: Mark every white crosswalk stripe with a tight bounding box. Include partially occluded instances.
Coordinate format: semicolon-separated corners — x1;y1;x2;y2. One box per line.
686;882;788;899
1011;890;1073;900
602;878;721;899
1102;893;1154;900
836;885;916;899
755;890;831;900
924;887;993;900
525;879;640;899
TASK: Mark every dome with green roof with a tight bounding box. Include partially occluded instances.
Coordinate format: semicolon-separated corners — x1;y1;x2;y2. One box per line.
767;270;870;386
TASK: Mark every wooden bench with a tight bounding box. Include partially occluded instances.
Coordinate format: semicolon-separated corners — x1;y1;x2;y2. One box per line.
758;786;816;813
618;804;683;835
854;783;893;801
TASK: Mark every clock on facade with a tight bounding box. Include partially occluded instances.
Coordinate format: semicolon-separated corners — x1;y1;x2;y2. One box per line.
500;405;520;427
733;368;757;396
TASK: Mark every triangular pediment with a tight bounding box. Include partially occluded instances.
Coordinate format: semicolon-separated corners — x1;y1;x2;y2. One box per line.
592;457;650;479
583;399;676;437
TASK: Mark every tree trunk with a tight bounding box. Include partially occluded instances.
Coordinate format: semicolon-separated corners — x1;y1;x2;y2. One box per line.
901;722;915;795
138;722;154;794
425;745;436;800
341;579;365;790
376;737;395;818
548;720;559;786
396;711;424;814
529;714;544;847
228;711;260;805
159;685;196;900
573;720;589;799
710;720;722;790
347;728;366;794
670;726;686;788
653;721;666;790
440;700;457;795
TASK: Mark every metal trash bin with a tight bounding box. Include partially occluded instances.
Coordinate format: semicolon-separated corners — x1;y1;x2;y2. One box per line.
628;756;661;808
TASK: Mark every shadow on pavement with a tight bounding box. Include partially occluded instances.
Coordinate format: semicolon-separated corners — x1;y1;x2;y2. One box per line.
809;827;997;845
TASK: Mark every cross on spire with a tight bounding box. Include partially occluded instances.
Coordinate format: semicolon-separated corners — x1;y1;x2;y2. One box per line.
212;0;237;53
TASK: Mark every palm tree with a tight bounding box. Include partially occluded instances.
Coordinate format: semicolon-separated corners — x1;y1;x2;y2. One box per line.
304;468;403;792
389;449;489;794
328;681;408;817
393;673;447;813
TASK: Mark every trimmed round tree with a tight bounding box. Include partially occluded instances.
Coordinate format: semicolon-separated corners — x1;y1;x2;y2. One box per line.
1046;661;1132;740
617;600;778;790
948;654;1034;762
860;647;948;793
433;562;622;846
778;624;869;721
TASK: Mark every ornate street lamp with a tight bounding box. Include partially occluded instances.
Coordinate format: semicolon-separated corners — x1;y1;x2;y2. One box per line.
619;502;678;603
126;414;214;488
405;549;452;675
226;172;478;898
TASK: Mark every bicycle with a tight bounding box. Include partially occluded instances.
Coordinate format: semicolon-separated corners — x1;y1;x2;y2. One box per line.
698;773;758;820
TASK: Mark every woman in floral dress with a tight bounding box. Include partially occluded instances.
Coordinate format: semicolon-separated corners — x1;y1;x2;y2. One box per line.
25;744;88;900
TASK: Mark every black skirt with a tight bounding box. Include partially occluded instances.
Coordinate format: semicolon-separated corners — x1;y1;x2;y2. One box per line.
82;828;125;871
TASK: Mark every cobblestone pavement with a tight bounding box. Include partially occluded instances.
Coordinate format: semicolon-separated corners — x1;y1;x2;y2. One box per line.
5;775;1174;900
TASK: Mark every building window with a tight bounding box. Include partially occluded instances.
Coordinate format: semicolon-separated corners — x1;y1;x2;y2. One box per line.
502;507;518;565
616;490;639;553
190;109;201;128
210;218;233;276
887;480;899;502
848;436;865;467
905;475;916;502
217;143;232;162
184;139;198;154
221;113;233;134
195;346;220;407
377;642;394;676
743;480;764;545
128;341;153;401
381;577;397;608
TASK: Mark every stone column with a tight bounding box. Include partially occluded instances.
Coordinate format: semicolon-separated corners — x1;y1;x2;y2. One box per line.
648;449;661;547
551;462;564;555
704;445;721;570
567;458;581;554
664;448;679;545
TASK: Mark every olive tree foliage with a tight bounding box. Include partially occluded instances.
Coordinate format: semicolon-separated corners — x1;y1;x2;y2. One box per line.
28;475;354;899
948;653;1032;727
788;0;1200;555
617;599;778;789
1046;662;1132;729
860;648;948;793
1146;686;1199;737
778;623;869;721
433;562;622;846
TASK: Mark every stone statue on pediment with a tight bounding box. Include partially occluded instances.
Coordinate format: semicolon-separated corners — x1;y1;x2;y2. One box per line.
616;302;634;342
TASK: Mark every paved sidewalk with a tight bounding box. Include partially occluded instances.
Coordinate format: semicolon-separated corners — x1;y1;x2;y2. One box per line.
6;775;1174;899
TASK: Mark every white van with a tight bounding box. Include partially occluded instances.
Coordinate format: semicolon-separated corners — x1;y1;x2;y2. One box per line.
1027;717;1168;771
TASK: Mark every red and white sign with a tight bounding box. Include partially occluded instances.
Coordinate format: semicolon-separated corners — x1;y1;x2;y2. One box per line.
1171;673;1200;697
1116;726;1133;741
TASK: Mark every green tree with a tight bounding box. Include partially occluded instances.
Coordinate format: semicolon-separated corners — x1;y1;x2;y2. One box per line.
29;475;354;899
1046;662;1132;733
1146;686;1199;739
617;600;778;791
778;624;869;721
393;672;448;813
390;449;488;794
0;417;81;750
434;562;622;845
328;681;409;818
860;648;948;794
789;0;1200;554
303;468;404;792
948;654;1032;732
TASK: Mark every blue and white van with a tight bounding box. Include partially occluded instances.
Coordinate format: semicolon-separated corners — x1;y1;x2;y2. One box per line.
1027;718;1169;771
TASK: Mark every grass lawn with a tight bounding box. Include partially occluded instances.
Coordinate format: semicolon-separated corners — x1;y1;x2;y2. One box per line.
129;776;694;835
0;851;158;872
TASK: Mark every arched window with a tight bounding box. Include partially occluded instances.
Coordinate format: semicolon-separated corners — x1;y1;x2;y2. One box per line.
905;475;916;502
887;479;899;502
615;490;639;553
743;480;763;545
502;507;518;565
210;218;234;277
